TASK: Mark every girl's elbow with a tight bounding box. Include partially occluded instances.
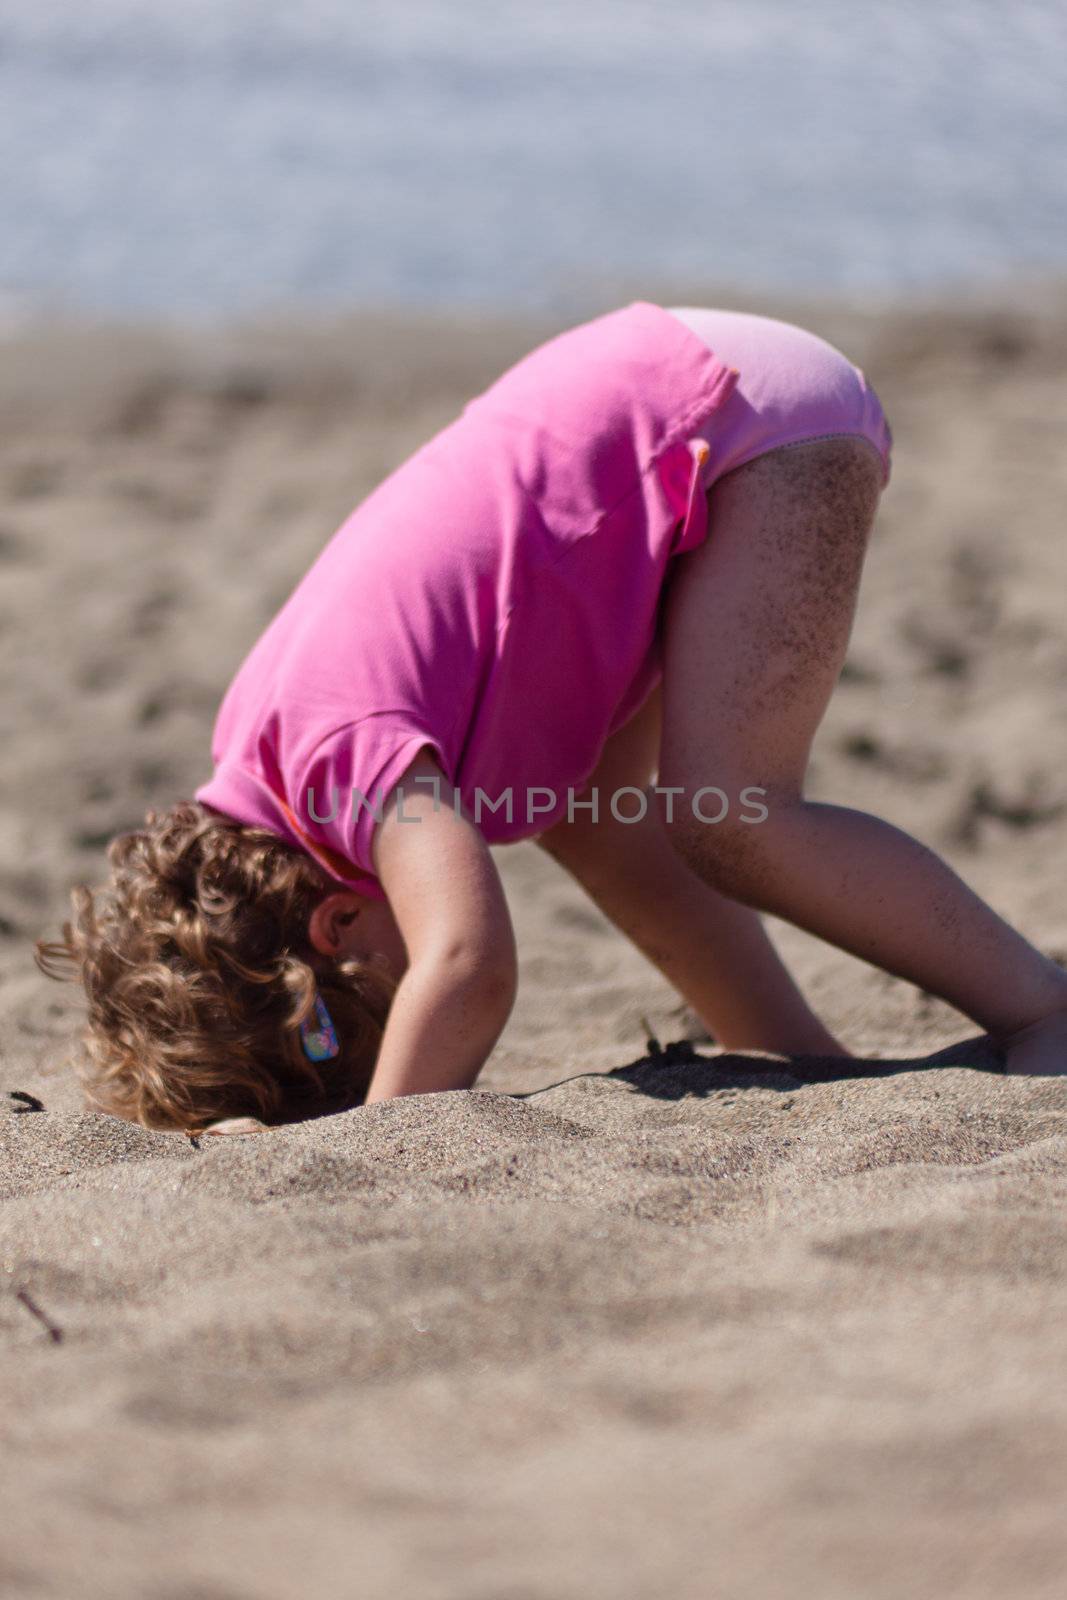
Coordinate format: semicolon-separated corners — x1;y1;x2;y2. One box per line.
439;941;518;1012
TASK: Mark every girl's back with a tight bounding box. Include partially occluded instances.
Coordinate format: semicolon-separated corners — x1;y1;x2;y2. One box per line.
194;301;739;893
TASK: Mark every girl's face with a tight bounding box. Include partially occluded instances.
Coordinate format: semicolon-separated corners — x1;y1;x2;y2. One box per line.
349;896;408;982
308;891;408;983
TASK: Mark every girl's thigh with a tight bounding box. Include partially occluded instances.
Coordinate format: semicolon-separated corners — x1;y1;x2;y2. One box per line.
657;436;885;832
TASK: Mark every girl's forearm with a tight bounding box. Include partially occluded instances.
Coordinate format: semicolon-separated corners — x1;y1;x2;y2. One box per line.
363;953;518;1104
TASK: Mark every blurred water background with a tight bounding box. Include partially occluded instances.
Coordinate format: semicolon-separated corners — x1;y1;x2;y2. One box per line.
1;0;1065;323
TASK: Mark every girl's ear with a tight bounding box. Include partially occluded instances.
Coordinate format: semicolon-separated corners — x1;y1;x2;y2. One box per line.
307;891;366;956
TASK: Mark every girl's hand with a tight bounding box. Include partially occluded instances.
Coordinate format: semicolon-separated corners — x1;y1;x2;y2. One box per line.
361;749;518;1103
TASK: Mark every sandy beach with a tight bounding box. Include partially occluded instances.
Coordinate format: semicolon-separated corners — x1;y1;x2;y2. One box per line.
2;288;1067;1599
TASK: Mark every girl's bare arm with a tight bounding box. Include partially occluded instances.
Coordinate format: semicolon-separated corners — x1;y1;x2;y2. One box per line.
363;750;518;1103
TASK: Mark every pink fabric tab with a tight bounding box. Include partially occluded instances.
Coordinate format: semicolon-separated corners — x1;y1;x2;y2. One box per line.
659;435;715;557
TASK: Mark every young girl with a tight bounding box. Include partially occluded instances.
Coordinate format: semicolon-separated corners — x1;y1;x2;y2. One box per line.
36;302;1067;1132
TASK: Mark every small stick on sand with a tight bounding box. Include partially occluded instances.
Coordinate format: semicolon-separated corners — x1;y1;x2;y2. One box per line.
13;1288;63;1344
5;1091;45;1114
639;1015;663;1058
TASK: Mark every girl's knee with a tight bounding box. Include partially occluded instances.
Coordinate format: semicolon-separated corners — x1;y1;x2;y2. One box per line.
658;785;801;906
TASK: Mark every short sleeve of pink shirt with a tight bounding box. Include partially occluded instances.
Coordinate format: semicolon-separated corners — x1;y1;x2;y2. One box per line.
298;717;450;891
194;301;740;897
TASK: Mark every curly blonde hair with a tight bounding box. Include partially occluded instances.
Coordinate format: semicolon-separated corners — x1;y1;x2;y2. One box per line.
34;801;396;1133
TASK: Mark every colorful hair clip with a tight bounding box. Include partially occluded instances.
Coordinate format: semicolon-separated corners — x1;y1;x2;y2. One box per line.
299;993;340;1062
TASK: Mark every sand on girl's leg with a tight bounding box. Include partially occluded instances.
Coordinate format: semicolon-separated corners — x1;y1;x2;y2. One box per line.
656;436;1067;1051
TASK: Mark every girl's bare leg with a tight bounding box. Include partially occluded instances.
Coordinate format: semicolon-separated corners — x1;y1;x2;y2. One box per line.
658;438;1067;1075
536;685;848;1056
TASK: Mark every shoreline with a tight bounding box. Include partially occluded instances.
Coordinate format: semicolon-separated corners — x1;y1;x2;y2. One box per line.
3;277;1067;436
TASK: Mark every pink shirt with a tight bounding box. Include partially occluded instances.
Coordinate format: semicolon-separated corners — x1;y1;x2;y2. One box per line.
194;301;739;898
